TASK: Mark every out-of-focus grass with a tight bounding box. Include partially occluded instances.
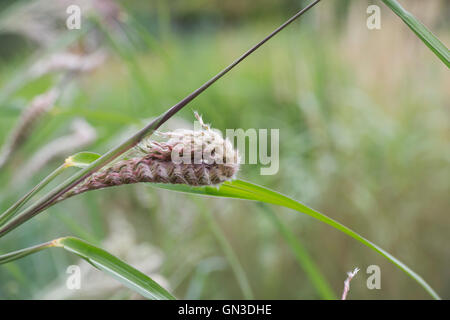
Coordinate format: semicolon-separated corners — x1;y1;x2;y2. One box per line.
0;1;448;299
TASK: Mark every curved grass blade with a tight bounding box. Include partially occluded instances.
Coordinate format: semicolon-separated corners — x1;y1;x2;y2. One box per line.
0;237;175;300
0;241;54;264
55;237;175;300
152;179;440;300
382;0;450;67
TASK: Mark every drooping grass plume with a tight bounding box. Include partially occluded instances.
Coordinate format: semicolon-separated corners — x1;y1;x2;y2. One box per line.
16;118;97;183
0;88;60;169
57;114;240;202
0;50;106;170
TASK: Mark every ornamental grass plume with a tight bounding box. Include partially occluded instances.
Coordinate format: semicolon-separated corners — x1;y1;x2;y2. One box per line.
0;50;106;169
0;88;60;168
29;51;107;79
16;118;97;183
58;113;240;202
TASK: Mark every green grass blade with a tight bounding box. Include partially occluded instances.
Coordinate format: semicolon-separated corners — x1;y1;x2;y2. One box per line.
0;241;54;264
0;237;175;300
0;152;100;227
382;0;450;67
259;203;336;300
152;179;440;300
55;237;175;300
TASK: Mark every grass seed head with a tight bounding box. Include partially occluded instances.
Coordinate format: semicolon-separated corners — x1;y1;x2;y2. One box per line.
58;114;239;201
0;88;59;168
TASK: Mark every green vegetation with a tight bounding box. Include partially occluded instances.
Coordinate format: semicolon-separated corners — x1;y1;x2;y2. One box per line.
0;0;448;299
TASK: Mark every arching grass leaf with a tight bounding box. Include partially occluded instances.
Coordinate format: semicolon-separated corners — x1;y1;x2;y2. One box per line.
152;179;440;300
382;0;450;67
0;237;175;300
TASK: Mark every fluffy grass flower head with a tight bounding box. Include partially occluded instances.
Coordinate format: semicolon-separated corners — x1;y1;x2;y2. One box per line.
59;113;240;201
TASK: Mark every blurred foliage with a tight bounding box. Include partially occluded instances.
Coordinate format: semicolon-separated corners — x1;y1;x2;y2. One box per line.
0;0;448;299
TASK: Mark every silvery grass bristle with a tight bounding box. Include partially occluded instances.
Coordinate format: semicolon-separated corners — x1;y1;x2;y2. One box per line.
57;113;240;202
0;89;59;168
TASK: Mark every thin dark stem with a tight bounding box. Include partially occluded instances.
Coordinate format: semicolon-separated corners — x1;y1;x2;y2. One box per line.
152;0;322;128
0;0;321;238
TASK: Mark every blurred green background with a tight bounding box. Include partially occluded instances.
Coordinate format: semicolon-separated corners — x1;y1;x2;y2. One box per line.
0;0;448;299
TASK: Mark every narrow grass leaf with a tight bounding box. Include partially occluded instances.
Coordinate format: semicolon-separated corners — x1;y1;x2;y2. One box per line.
0;241;54;264
382;0;450;67
152;179;440;300
0;237;175;300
